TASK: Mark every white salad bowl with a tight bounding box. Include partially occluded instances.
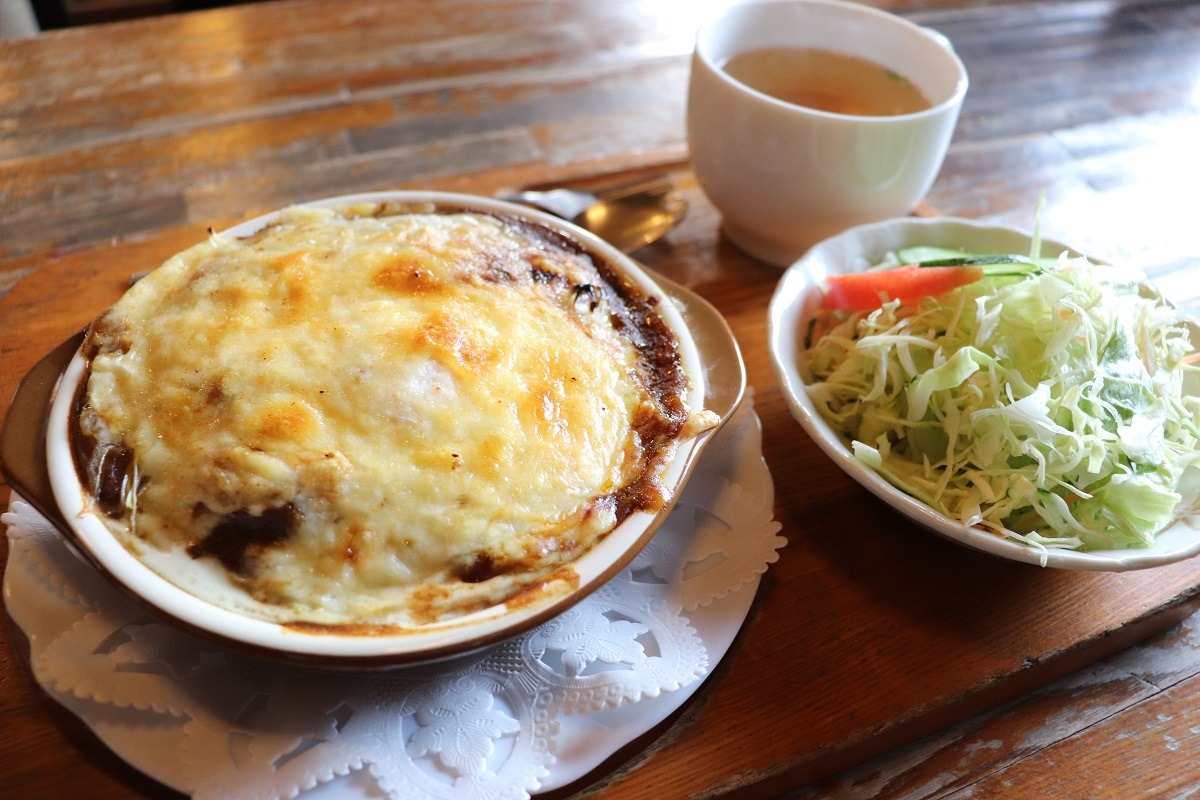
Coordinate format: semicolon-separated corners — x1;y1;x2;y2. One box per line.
768;216;1200;571
4;190;746;667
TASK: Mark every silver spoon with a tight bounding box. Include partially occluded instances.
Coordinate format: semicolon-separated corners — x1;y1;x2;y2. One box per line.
501;174;688;253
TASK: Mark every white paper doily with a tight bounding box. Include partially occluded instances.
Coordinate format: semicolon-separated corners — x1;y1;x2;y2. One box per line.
3;398;782;799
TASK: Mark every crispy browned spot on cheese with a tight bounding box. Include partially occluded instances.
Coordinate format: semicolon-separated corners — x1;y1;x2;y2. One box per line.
372;250;445;295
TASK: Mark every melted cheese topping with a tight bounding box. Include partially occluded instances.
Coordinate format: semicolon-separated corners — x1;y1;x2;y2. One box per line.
78;203;712;625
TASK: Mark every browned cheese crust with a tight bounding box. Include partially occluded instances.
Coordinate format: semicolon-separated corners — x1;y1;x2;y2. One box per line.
75;202;716;626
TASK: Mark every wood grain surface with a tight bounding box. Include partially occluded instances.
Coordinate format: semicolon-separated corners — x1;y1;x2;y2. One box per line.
1;1;1199;799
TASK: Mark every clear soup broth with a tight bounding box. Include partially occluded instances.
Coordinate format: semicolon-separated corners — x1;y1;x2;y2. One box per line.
721;46;932;117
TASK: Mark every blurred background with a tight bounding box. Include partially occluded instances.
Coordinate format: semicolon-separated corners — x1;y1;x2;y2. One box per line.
2;0;273;33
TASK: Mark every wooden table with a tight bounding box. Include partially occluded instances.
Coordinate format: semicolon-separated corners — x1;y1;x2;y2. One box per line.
2;1;1199;798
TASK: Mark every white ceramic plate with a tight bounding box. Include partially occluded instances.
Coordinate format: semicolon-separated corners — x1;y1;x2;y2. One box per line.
767;216;1200;571
38;191;745;665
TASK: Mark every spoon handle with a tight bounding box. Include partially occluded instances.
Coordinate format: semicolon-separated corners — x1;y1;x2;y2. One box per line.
500;174;676;222
499;187;595;220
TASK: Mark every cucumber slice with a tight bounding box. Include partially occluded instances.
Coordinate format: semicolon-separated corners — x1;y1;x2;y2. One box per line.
916;254;1026;267
897;247;1057;276
896;246;967;263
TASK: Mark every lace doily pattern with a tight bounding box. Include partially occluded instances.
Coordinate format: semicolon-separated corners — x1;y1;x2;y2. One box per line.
4;399;782;799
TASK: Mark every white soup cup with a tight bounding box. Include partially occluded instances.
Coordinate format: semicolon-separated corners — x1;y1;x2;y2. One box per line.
687;0;968;266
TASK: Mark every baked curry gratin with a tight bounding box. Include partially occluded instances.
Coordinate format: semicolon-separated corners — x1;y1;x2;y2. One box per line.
72;202;717;627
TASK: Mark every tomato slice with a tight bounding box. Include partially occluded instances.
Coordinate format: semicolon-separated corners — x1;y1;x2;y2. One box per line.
821;264;985;311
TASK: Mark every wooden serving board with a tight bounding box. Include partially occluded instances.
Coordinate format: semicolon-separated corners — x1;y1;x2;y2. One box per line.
3;166;1200;799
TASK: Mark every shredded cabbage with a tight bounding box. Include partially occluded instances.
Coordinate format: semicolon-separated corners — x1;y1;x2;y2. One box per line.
804;251;1200;557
